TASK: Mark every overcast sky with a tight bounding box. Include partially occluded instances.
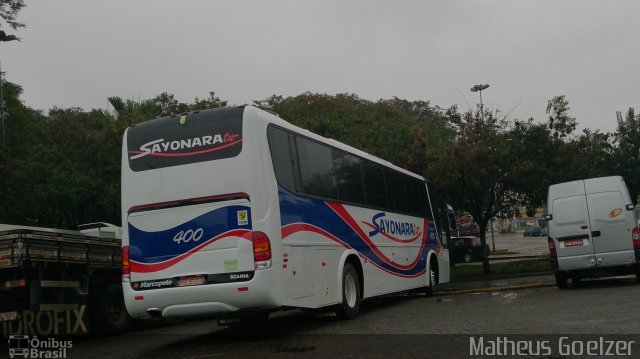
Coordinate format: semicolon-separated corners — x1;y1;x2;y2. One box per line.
2;0;638;132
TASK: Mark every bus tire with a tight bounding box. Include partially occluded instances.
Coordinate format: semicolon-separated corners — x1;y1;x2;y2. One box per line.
91;283;133;335
336;263;361;319
424;257;438;297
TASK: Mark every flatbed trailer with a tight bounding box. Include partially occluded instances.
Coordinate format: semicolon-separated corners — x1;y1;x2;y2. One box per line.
0;224;132;336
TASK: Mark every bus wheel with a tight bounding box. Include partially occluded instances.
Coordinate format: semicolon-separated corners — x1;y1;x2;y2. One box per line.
336;263;361;319
425;262;438;297
555;272;568;289
91;283;133;335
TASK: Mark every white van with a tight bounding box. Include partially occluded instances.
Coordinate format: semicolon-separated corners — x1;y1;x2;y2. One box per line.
546;176;639;288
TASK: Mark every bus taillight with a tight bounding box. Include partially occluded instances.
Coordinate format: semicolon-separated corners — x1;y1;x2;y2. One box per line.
632;227;639;248
252;231;272;270
122;245;131;281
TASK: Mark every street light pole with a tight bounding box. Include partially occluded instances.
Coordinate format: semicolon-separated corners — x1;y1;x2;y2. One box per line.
470;83;495;252
0;30;20;147
470;83;489;121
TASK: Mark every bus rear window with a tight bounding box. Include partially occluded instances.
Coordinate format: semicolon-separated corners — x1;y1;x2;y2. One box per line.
126;107;243;172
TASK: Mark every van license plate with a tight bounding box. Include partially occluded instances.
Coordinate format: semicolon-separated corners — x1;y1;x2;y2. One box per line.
178;276;205;287
564;239;583;247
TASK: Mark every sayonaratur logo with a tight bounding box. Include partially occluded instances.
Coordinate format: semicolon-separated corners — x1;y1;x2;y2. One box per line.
129;132;241;160
362;212;421;243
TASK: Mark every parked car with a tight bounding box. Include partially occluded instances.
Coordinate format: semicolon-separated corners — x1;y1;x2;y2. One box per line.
451;236;485;263
457;222;479;236
523;227;547;237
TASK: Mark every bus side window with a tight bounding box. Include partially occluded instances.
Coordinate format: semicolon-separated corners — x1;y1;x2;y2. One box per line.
362;161;388;209
296;136;338;200
267;127;296;192
333;150;366;205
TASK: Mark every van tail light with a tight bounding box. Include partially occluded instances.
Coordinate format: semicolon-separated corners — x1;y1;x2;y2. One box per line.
252;231;272;270
633;227;640;248
548;237;557;257
122;245;131;281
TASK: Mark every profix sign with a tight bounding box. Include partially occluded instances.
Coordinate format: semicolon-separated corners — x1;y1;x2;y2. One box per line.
127;107;244;172
2;306;88;337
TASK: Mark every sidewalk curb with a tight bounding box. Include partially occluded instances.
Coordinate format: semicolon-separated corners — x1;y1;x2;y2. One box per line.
451;271;554;283
436;282;557;296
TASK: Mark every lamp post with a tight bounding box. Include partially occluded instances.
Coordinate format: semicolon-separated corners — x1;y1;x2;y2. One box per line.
470;83;495;252
0;30;20;147
470;83;489;120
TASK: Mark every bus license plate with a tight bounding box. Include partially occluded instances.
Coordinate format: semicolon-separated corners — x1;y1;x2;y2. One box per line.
178;276;205;287
564;239;583;247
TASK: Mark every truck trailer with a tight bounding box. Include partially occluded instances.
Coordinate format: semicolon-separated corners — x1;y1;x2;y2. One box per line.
0;223;132;337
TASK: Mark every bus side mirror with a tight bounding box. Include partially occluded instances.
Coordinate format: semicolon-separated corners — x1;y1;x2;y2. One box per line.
448;213;457;230
626;204;635;211
545;214;553;221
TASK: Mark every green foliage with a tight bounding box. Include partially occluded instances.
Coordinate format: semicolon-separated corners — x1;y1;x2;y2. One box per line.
546;95;577;139
255;92;455;175
426;107;516;273
0;0;25;30
614;108;640;202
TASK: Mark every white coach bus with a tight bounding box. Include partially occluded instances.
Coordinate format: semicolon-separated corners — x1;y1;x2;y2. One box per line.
121;106;451;321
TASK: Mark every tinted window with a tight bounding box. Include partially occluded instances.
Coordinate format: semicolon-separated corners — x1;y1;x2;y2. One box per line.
405;178;424;216
296;137;338;199
127;107;243;172
333;150;365;204
385;169;407;213
363;161;388;208
267;127;296;191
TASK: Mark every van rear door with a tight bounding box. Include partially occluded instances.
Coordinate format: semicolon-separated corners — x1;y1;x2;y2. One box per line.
127;198;255;288
551;192;597;270
585;179;635;267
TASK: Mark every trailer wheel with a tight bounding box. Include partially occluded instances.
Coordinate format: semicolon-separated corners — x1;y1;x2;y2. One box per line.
555;272;568;289
91;283;132;335
336;263;361;319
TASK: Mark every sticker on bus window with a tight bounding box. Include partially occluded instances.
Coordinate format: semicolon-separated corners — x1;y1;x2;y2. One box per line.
237;210;248;226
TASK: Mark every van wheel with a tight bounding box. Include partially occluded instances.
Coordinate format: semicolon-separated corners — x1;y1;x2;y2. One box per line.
635;272;640;284
91;283;133;335
336;263;361;319
555;272;568;289
463;252;473;263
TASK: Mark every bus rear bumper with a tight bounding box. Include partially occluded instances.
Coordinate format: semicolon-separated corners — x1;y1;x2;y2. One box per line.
123;270;279;319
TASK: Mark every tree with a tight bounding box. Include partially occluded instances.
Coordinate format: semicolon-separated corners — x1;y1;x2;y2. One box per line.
546;95;577;139
0;0;26;30
614;108;640;202
426;107;519;273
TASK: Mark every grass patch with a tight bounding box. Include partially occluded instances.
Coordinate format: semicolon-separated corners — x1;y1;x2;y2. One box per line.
451;258;551;280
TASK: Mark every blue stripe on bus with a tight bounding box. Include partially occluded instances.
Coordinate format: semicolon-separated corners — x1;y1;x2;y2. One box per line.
128;205;252;264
